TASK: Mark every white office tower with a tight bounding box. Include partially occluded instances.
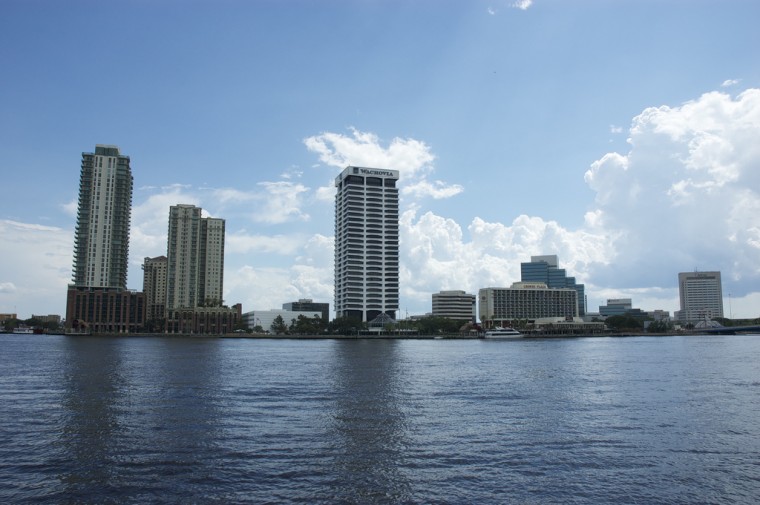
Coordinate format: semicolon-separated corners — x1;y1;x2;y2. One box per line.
677;271;724;323
166;204;225;310
334;166;399;323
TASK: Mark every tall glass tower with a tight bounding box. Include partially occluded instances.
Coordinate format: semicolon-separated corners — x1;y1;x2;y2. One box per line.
72;145;133;289
334;166;399;322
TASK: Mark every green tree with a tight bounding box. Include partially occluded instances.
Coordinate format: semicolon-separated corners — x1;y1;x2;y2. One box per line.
605;314;644;332
328;316;363;335
271;315;288;335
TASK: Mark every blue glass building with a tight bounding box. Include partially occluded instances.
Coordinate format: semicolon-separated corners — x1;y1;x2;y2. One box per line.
520;255;586;316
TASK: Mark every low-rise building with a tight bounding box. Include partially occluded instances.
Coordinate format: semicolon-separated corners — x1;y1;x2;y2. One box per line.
431;290;476;321
242;309;323;333
479;282;578;327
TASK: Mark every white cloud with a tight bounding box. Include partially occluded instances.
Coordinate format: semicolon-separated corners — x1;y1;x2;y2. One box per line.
610;125;623;134
0;282;17;294
402;180;465;199
0;220;72;317
583;88;760;311
488;7;497;16
304;128;436;181
512;0;533;10
253;181;310;224
722;79;740;87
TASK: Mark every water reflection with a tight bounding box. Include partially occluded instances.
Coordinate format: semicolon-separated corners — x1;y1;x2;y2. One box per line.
57;336;225;502
58;336;127;501
329;339;412;502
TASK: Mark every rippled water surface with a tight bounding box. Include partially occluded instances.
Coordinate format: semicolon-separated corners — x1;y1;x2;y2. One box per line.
1;334;759;503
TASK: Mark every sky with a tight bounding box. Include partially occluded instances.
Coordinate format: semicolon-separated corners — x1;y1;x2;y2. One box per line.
1;0;760;320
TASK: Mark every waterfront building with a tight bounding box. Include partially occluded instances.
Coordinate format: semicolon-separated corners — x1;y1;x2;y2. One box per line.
164;205;229;334
66;288;145;334
334;166;399;323
169;304;242;334
282;299;329;322
599;298;633;317
71;145;133;290
166;205;225;311
479;282;578;327
66;145;143;332
431;290;476;321
142;256;167;323
0;313;17;323
676;271;723;323
242;309;324;333
521;255;586;316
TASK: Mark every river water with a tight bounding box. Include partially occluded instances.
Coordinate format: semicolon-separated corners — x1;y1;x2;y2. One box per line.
1;334;759;504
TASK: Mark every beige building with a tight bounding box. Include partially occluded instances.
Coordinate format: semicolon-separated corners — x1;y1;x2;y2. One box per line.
479;282;578;326
432;290;476;321
166;204;225;311
142;256;167;322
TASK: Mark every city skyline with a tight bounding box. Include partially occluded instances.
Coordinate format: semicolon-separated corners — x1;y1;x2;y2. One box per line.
2;2;760;319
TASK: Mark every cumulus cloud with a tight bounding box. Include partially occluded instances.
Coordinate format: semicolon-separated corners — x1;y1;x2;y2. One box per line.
722;79;740;87
398;208;611;312
304;127;464;205
304;128;436;180
253;181;310;224
584;88;760;304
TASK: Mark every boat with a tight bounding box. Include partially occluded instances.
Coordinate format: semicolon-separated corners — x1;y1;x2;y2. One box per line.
12;326;34;334
484;327;523;339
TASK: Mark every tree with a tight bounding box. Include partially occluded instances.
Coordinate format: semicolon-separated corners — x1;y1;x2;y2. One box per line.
270;315;288;335
328;316;363;335
605;314;644;332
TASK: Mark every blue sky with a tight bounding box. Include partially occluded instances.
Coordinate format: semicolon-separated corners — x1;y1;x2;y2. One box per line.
2;0;760;319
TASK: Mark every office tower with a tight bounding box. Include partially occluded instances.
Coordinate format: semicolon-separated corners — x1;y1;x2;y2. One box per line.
334;166;399;323
72;145;133;289
166;204;225;311
432;290;476;321
283;299;330;322
677;271;723;323
142;256;167;322
521;255;586;316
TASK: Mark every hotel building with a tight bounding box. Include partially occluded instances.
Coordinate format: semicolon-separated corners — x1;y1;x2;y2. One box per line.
521;255;586;316
676;271;724;323
334;166;399;323
479;283;578;325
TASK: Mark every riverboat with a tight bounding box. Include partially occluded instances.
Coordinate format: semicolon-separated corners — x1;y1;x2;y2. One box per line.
484;327;523;339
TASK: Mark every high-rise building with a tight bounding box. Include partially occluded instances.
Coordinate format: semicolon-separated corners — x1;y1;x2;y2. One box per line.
432;290;476;321
166;204;225;311
142;256;167;323
521;255;586;316
676;271;723;323
334;166;399;323
66;145;144;333
72;145;133;289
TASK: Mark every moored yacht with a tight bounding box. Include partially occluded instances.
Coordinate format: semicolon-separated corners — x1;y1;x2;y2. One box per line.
484;327;523;339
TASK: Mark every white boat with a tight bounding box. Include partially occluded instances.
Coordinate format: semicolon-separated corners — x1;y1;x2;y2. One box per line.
484;327;523;339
